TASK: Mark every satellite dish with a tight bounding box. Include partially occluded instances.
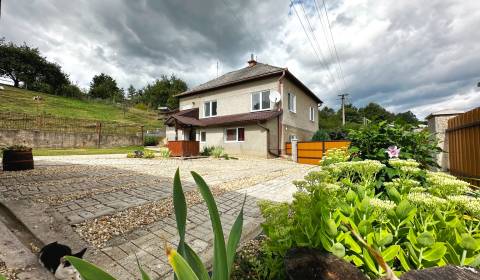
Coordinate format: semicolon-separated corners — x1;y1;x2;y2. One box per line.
269;90;281;103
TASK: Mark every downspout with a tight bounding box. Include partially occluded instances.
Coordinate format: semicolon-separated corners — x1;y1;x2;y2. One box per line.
277;69;287;156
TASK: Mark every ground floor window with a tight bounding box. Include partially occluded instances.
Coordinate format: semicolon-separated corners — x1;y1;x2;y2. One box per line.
225;127;245;142
200;131;206;142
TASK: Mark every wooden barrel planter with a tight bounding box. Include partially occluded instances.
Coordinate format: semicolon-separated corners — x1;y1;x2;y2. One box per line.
2;149;34;171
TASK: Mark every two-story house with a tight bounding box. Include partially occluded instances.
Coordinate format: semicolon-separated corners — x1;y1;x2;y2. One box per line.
165;57;322;157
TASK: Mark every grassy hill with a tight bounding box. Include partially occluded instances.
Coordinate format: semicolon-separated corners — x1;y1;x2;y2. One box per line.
0;85;162;128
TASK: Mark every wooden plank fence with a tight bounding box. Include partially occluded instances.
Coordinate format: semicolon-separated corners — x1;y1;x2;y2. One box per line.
447;107;480;187
285;140;351;165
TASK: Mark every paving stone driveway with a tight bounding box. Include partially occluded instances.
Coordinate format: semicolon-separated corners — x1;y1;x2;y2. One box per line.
0;154;317;279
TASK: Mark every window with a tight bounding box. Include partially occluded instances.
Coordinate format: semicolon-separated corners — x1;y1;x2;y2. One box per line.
251;90;271;111
200;131;206;142
225;127;245;142
309;106;315;121
204;100;217;117
288;93;296;113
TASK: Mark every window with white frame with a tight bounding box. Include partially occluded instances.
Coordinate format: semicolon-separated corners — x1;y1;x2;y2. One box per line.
288;93;296;112
309;106;315;121
251;90;271;111
204;100;217;117
225;127;245;142
200;131;206;142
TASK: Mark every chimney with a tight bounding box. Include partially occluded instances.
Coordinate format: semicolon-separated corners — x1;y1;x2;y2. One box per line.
247;53;257;67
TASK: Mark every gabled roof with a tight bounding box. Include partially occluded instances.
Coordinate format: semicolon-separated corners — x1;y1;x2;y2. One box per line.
165;108;282;128
176;62;322;103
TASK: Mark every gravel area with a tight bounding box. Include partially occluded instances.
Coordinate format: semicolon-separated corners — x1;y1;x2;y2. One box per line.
0;154;314;279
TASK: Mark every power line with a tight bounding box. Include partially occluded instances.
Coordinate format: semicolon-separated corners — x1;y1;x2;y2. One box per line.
290;0;340;93
312;0;344;90
319;0;347;90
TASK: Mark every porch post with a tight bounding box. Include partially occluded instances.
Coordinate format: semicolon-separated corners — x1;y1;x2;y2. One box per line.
174;120;179;141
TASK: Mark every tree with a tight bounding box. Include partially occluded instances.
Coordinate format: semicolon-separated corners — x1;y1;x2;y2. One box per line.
395;110;419;125
88;73;123;101
0;39;69;92
127;84;137;100
359;102;395;122
318;106;341;129
141;75;187;109
342;104;363;124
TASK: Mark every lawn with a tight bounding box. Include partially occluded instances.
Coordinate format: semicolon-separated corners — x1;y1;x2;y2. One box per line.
33;146;144;156
0;85;161;128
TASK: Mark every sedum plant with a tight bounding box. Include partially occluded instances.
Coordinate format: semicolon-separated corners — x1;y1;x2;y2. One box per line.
259;157;480;279
62;169;246;280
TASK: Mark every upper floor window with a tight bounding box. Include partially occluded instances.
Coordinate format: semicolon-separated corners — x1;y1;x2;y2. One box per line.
288;93;296;113
204;100;217;117
251;90;270;111
309;106;315;121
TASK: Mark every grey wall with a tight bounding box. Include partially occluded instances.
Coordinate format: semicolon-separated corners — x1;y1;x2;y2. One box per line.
0;129;142;148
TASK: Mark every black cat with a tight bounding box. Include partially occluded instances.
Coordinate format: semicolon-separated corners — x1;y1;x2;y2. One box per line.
39;242;87;280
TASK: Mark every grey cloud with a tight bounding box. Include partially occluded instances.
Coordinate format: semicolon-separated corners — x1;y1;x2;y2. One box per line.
1;0;479;119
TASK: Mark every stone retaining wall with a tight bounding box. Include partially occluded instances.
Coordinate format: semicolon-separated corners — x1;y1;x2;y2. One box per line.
0;129;142;148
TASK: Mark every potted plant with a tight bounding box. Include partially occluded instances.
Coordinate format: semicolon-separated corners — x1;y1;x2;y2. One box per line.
1;145;34;171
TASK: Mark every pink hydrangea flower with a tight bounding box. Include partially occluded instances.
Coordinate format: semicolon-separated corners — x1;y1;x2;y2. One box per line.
386;146;400;158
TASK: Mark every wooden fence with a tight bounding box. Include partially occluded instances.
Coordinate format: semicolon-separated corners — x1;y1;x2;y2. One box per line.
446;107;480;187
285;140;351;165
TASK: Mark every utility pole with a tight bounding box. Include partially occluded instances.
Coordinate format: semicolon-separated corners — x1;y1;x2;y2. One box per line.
338;93;349;126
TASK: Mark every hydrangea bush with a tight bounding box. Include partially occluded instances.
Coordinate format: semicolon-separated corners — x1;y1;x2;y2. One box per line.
259;151;480;279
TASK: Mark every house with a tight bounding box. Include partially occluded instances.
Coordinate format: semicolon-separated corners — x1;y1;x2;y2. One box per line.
165;57;322;157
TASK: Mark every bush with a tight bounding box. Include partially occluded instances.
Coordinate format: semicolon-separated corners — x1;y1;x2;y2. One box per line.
211;146;225;158
258;157;479;279
126;150;154;159
143;150;155;158
144;135;160;146
201;146;215;156
311;129;331;141
159;147;171;158
348;121;441;168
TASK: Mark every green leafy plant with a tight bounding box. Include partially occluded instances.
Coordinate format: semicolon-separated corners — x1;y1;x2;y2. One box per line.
320;148;350;166
211;147;225;158
143;150;155;158
1;145;31;152
200;146;215;156
172;169;246;279
64;170;246;280
258;158;480;279
348;121;441;168
158;147;171;158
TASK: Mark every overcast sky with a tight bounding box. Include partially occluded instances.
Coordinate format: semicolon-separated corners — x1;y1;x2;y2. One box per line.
1;0;479;118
